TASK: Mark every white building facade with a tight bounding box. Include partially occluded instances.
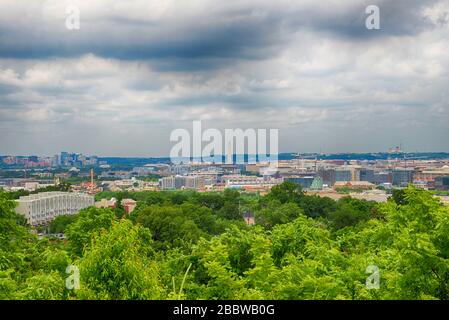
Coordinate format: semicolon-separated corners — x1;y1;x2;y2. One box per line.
160;175;204;190
16;192;94;226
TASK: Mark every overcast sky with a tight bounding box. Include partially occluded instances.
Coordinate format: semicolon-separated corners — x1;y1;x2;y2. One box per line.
0;0;448;156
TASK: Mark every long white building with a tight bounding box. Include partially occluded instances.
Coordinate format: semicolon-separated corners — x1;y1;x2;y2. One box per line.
160;175;204;190
15;192;94;226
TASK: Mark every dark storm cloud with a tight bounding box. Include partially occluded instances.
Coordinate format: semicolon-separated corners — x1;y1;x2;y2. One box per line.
286;0;442;40
0;0;443;66
0;5;285;65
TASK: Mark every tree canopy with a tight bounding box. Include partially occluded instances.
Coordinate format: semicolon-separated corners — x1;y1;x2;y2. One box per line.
1;184;449;300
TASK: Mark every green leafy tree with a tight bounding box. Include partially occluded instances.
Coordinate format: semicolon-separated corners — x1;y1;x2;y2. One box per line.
191;192;225;210
18;272;66;300
42;248;70;275
0;191;28;270
65;207;115;256
325;197;378;230
0;270;18;299
381;186;449;299
216;189;242;220
256;202;303;229
75;220;163;299
265;181;304;204
298;195;336;218
136;205;205;250
49;214;79;234
391;189;408;205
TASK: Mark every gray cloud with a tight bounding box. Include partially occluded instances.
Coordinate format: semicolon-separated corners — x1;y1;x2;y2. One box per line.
0;0;448;156
0;1;442;62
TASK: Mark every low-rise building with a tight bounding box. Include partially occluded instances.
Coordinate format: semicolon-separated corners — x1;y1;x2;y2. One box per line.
334;181;376;190
95;198;117;209
283;175;315;189
121;198;137;214
16;192;94;226
349;190;389;202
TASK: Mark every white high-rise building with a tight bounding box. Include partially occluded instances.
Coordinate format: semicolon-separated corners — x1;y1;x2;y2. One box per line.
15;192;94;226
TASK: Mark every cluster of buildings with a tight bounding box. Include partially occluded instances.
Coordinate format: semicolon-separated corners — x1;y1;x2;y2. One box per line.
58;152;98;167
5;152;449;227
0;178;55;192
1;155;58;167
94;197;137;214
1;152;99;168
152;158;449;202
94;177;159;193
271;158;449;190
155;159;447;189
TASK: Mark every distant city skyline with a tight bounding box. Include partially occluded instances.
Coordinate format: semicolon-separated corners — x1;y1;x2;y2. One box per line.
2;144;449;158
0;1;448;156
3;149;449;160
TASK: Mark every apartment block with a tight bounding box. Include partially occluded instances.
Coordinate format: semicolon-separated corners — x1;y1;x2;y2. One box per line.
16;192;94;226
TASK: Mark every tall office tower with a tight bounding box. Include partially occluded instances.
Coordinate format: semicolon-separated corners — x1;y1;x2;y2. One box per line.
60;152;69;166
52;154;59;167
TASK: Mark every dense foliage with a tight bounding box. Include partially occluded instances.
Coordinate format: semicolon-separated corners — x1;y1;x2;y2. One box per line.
1;183;449;300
